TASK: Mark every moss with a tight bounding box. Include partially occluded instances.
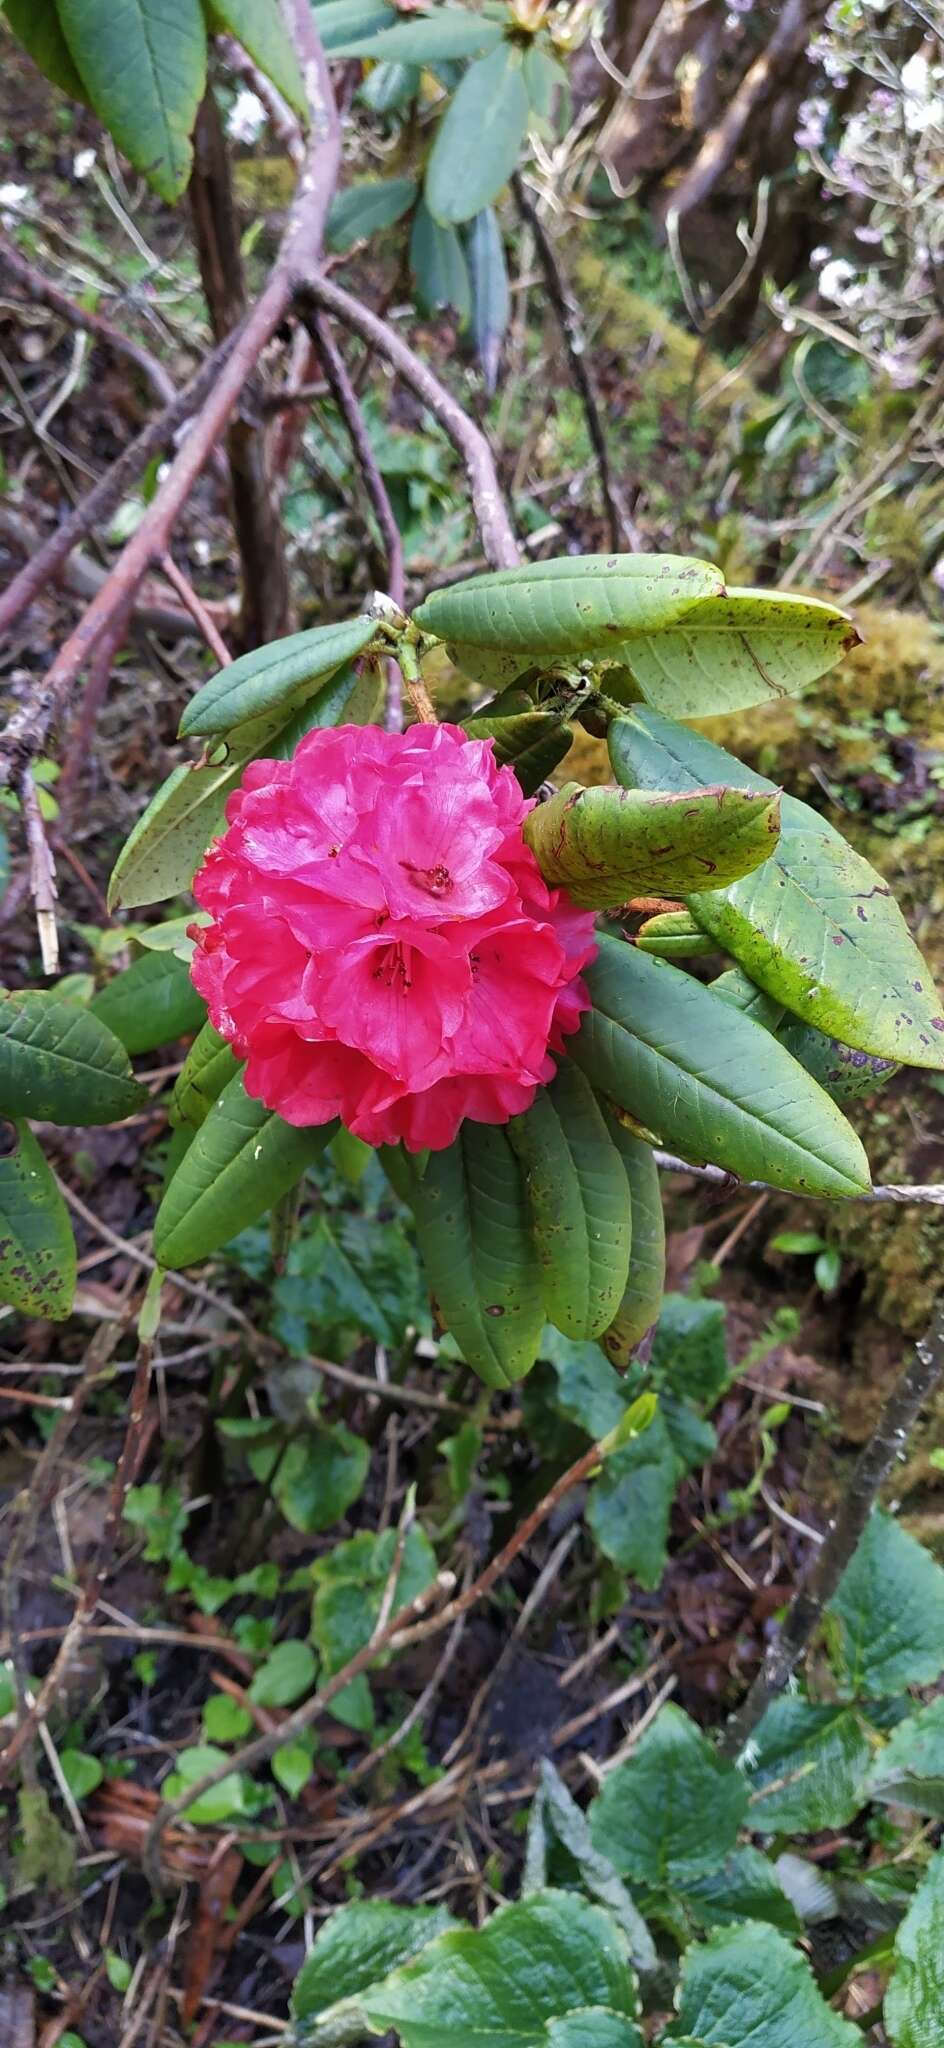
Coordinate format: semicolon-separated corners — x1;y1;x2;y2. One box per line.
572;251;762;420
16;1785;75;1895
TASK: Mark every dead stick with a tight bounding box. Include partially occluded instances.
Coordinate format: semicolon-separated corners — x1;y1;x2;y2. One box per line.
719;1299;944;1758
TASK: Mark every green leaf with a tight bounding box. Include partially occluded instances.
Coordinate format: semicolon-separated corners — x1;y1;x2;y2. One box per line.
825;1509;944;1697
868;1696;944;1817
523;780;780;908
411;201;471;320
292;1901;458;2024
153;1072;337;1268
162;1744;247;1823
546;2019;643;2048
206;0;306;113
509;1065;631;1341
414;554;724;657
650;1295;729;1407
89;951;205;1055
779;1019;899;1103
532;1760;658;1974
711;964;785;1031
202;1693;252;1744
599;1123;665;1367
59;1749;103;1801
741;1699;873;1831
608;588;857;720
590;1707;747;1885
678;1847;802;1936
312;0;394;52
540;1329;627;1439
884;1848;944;2048
270;1425;369;1536
248;1639;317;1708
332;5;502;59
0;1130;76;1318
172;1022;242;1129
409;1122;545;1389
179;619;376;738
425;43;530;226
572;937;871;1198
610;710;944;1069
310;1524;437;1730
464;710;572;795
586;1405;679;1588
361;1891;640;2046
272;1741;313;1798
667;1922;860;2048
636;910;715;959
57;0;207;201
3;0;88;97
327;177;418;252
0;991;146;1124
468;206;510;390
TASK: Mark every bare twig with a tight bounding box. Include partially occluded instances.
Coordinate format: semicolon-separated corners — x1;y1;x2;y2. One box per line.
0;230;177;409
720;1298;944;1758
512;173;636;552
651;1150;944;1206
159;553;233;667
297;274;520;571
18;766;60;974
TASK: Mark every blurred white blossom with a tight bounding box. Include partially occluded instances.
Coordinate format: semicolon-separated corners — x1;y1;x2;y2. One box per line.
226;89;267;145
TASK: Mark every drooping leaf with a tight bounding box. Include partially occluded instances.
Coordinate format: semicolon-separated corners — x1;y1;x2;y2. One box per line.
779;1019;899;1102
410;201;471;320
508;1064;631;1341
206;0;305;112
57;0;207;201
523;780;780;908
0;1121;76;1321
467;205;510;390
610;710;944;1069
153;1072;337;1268
332;5;502;60
603;588;858;720
292;1902;459;2025
360;1891;640;2047
179;619;376;737
867;1696;944;1817
572;936;872;1198
741;1699;873;1832
0;991;146;1125
3;0;88;97
825;1509;944;1697
327;176;418;252
171;1022;242;1128
666;1922;860;2048
89;950;206;1055
586;1405;680;1588
463;710;572;794
409;1122;545;1388
677;1848;802;1936
589;1705;748;1885
311;0;393;54
425;43;530;226
884;1849;944;2048
414;554;724;657
599;1122;665;1367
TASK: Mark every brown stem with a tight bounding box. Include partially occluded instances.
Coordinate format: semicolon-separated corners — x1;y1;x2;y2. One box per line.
719;1299;944;1759
0;324;242;646
511;173;636;553
663;0;815;223
296;274;520;570
305;309;405;728
0;4;341;793
0;230;178;410
141;1433;602;1888
652;1150;944;1207
189;90;292;648
159;553;233;667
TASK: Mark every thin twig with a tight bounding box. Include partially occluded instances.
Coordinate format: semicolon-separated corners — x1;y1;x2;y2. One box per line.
0;230;177;409
652;1150;944;1206
18;766;60;974
159;554;232;667
719;1298;944;1758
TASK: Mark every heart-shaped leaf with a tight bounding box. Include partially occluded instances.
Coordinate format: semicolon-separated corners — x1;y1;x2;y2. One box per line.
154;1072;336;1268
0;991;146;1125
415;554;724;657
610;709;944;1068
524;780;780;907
572;935;871;1197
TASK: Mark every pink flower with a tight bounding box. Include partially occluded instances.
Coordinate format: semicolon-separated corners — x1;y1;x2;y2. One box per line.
190;723;597;1152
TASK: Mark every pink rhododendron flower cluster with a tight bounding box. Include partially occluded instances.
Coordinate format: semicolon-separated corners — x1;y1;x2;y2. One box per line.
190;722;598;1152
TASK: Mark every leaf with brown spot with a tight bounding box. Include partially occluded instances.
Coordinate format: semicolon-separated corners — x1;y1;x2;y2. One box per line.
523;781;780;908
0;1120;76;1321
